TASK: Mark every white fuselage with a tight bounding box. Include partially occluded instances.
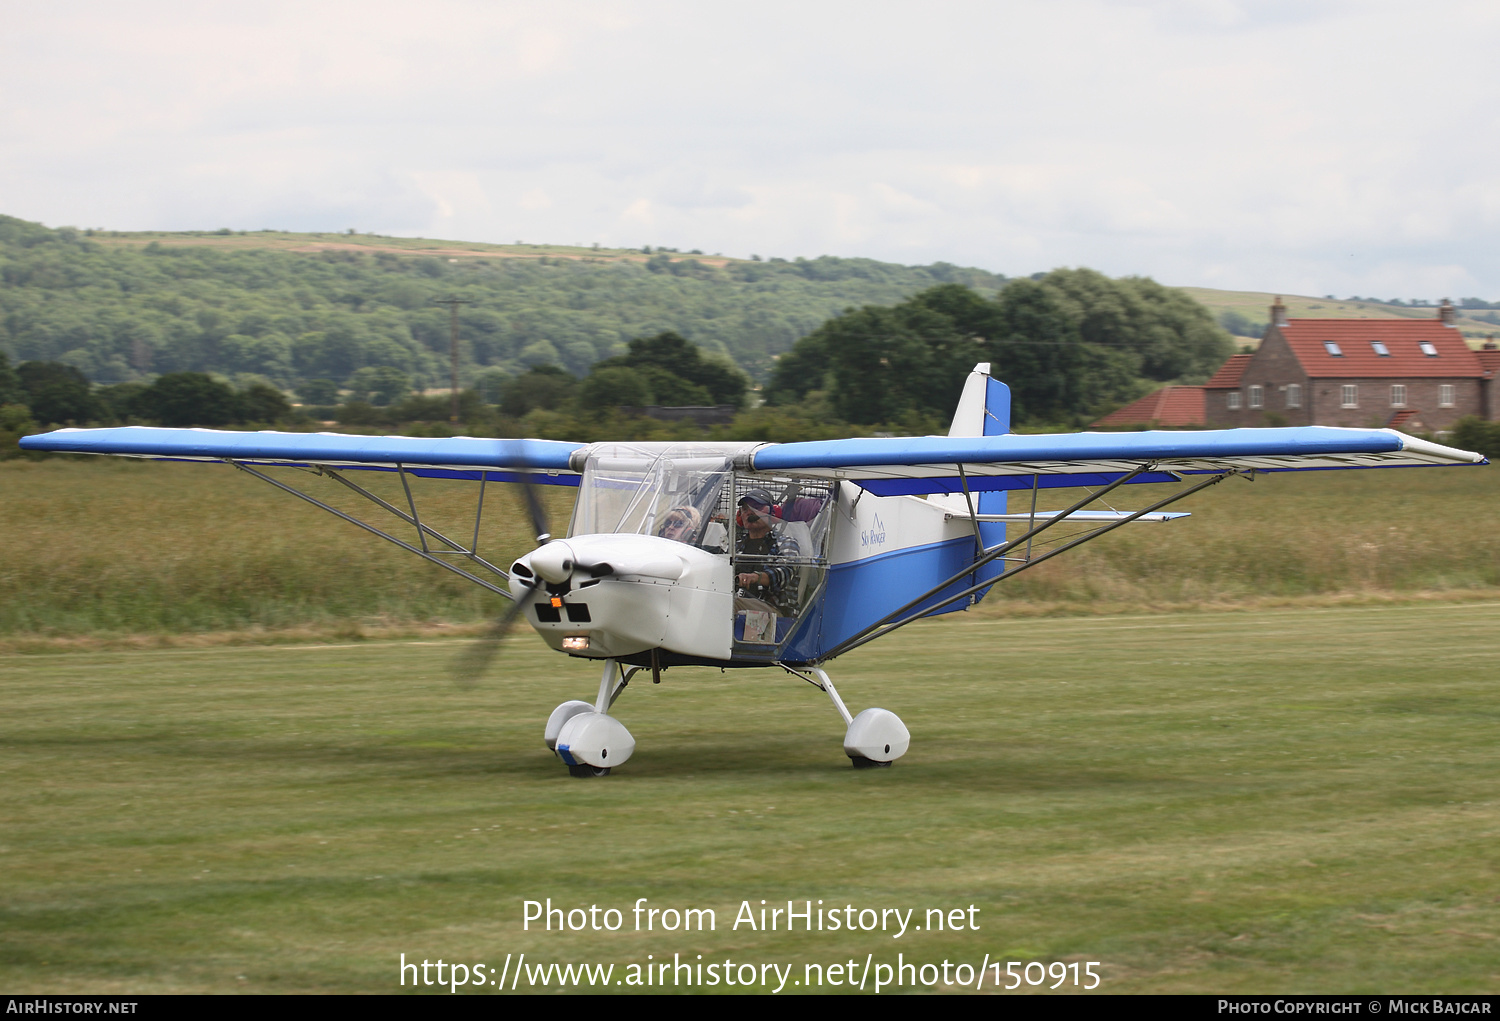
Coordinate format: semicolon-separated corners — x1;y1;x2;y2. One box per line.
513;533;735;661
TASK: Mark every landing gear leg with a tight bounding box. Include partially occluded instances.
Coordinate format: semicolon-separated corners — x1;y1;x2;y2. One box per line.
784;665;911;767
547;659;638;777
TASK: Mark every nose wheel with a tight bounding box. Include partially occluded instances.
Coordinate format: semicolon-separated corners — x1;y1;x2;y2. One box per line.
546;660;638;777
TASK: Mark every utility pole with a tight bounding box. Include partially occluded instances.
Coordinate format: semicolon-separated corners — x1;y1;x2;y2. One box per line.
433;297;473;426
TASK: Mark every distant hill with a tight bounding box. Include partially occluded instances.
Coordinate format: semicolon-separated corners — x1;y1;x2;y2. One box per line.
1181;287;1500;347
0;217;1005;387
5;215;1493;393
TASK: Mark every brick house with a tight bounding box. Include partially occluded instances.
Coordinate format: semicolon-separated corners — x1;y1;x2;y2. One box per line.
1203;298;1498;432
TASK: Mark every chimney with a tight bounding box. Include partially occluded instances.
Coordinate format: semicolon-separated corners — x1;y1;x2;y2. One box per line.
1484;335;1498;351
1271;296;1288;328
1439;298;1456;326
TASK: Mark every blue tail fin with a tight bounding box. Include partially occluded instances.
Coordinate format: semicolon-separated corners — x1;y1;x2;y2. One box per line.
948;363;1010;597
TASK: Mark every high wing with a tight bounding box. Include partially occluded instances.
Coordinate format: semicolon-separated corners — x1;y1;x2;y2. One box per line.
743;426;1486;495
19;426;585;485
19;426;587;602
25;424;1483;488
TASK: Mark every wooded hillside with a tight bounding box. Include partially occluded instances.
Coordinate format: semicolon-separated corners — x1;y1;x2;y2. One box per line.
0;216;1005;388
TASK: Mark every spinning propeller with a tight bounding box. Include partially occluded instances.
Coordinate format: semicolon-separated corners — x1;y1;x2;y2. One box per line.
452;476;553;687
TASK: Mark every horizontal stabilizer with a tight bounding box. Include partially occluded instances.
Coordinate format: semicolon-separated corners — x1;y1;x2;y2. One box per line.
945;510;1189;523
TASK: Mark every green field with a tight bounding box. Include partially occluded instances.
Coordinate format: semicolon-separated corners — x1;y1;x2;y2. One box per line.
2;603;1497;994
4;458;1497;645
87;229;723;265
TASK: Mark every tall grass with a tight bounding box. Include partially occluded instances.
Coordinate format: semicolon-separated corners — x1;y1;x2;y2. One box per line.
990;463;1500;608
2;459;570;638
2;458;1495;638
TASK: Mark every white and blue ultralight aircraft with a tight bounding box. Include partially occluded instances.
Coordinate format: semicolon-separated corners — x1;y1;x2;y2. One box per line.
22;364;1487;775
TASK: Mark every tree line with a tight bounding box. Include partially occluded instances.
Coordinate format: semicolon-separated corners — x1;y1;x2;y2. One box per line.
4;286;1237;452
765;270;1235;427
0;215;1005;392
1;332;766;455
2;211;1243;445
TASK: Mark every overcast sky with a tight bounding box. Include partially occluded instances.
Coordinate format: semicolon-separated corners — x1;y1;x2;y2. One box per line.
3;0;1497;298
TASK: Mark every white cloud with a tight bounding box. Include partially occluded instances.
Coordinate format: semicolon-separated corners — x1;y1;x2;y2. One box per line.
1;0;1498;294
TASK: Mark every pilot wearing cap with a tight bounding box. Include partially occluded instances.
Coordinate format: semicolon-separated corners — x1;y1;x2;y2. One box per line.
734;489;799;615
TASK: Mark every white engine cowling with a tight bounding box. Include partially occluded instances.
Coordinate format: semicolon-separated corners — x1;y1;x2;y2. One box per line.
512;534;733;661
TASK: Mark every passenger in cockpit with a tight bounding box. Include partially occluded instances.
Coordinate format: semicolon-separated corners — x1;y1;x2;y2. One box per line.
657;505;702;545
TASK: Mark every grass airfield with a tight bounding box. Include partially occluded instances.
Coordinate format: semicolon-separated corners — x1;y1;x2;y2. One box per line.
2;602;1497;994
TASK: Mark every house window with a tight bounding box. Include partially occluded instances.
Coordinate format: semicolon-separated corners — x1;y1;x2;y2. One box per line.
1286;384;1302;409
1420;342;1439;357
1439;384;1455;408
1323;341;1343;356
1390;385;1406;407
1227;392;1242;410
1341;385;1358;408
1248;385;1263;409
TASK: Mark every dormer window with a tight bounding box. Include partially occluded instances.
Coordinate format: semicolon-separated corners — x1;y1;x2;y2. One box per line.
1323;341;1343;356
1370;341;1390;356
1419;342;1439;357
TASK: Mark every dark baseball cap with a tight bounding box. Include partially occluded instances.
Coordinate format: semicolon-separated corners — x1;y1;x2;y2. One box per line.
738;489;775;510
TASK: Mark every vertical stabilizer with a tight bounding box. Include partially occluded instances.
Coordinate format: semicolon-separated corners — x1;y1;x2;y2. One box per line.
948;363;1011;438
941;363;1010;600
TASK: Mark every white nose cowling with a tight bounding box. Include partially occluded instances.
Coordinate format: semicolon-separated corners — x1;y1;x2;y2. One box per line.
528;541;575;584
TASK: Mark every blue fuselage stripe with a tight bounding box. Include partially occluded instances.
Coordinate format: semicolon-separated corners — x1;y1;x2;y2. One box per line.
780;536;982;661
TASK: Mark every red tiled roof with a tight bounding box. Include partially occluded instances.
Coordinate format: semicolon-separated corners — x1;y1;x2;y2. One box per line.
1280;319;1481;378
1093;386;1205;427
1203;352;1253;389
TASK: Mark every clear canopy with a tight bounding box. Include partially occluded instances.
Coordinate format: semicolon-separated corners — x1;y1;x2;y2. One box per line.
570;443;755;545
568;442;841;659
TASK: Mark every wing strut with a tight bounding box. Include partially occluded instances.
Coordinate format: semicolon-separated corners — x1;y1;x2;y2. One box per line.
227;460;515;600
318;466;511;579
820;466;1236;662
955;462;984;587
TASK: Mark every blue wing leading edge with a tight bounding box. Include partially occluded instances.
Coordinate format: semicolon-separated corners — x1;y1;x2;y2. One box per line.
20;426;586;484
20;424;1483;489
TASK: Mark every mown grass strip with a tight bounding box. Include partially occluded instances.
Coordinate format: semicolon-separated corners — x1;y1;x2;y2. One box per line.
1;603;1495;993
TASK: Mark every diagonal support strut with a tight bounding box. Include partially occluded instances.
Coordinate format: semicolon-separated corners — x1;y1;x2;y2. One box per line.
820;467;1234;661
227;460;514;600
